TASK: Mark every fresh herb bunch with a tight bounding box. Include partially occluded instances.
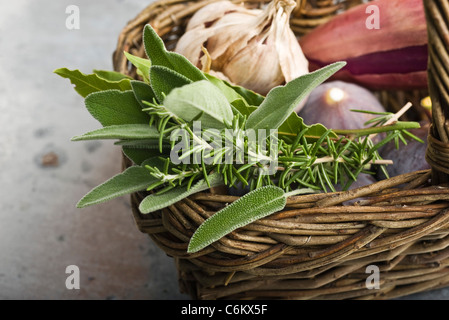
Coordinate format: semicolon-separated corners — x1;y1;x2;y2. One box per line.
56;25;422;253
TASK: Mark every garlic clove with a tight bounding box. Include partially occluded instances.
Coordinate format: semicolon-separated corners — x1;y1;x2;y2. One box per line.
175;0;309;96
273;8;309;83
174;26;215;68
206;17;261;69
186;1;258;31
223;35;284;95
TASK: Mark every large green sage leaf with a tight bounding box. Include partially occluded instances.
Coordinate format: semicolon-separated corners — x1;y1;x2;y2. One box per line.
54;68;132;97
143;24;206;82
278;112;337;140
114;139;169;149
163;80;234;129
231;99;256;117
71;124;160;141
139;172;224;214
85;90;150;126
245;62;346;132
150;65;193;103
130;80;157;108
225;81;264;107
93;69;132;82
122;147;165;166
77;165;157;208
187;186;314;253
204;73;264;107
124;51;152;83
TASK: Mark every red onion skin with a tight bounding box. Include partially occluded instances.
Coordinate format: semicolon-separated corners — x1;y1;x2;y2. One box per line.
299;0;428;90
306;46;428;90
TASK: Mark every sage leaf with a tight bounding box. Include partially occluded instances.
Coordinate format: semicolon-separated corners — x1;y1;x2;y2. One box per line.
188;187;315;252
71;124;160;141
204;73;243;105
143;24;206;82
150;65;192;103
54;68;132;97
164;80;234;129
231;99;257;117
124;51;152;83
93;69;133;82
77;165;157;208
122;147;161;166
130;80;157;108
139;172;224;214
204;73;264;108
187;186;282;253
278;112;337;139
245;62;346;132
85;90;150;126
115;139;168;149
226;81;264;107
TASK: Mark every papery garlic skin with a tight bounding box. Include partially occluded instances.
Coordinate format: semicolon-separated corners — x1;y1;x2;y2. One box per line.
175;0;309;97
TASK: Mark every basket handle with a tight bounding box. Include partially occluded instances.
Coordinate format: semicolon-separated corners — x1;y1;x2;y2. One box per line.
424;0;449;184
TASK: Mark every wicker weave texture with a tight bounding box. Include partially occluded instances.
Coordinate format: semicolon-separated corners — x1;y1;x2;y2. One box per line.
115;0;449;299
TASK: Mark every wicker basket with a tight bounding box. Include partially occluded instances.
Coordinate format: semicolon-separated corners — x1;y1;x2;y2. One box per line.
113;0;449;300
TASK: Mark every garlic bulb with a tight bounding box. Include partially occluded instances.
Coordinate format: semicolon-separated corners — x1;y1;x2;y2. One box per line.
175;0;309;96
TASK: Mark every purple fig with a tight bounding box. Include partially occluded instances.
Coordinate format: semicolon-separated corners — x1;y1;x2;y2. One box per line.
297;81;387;130
377;120;430;179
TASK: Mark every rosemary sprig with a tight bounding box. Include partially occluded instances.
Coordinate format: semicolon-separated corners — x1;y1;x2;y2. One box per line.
141;98;421;194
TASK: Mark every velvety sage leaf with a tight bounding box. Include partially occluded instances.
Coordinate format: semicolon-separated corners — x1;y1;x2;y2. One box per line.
204;74;246;117
164;80;234;129
231;99;257;118
71;124;160;141
122;147;163;165
142;24;206;82
76;165;157;208
85;90;150;126
130;80;156;108
139;172;224;214
141;156;169;170
278;112;337;139
225;81;264;107
124;51;152;83
204;73;264;108
188;186;286;253
115;139;169;149
54;68;132;97
188;187;316;253
205;73;242;104
245;62;346;132
93;69;132;82
150;65;192;103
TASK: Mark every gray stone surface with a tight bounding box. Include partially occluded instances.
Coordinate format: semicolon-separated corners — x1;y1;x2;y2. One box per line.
0;0;447;300
0;0;189;300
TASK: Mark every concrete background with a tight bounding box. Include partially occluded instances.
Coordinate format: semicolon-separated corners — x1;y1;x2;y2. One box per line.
0;0;448;300
0;0;189;300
